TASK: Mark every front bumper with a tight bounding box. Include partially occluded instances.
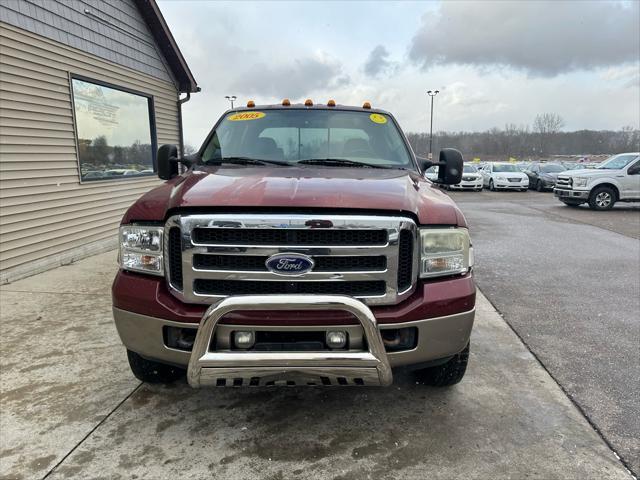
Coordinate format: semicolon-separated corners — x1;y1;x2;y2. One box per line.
494;180;528;189
554;188;589;199
189;295;392;387
450;180;483;190
113;298;475;386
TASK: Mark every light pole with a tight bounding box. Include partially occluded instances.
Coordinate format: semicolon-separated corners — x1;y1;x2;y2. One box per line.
427;90;439;159
225;95;237;109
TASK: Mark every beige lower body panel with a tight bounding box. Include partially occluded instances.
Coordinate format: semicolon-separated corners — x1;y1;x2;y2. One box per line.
113;307;475;369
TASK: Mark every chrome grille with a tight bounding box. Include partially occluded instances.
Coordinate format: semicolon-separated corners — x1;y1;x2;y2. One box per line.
192;228;388;246
192;254;387;272
556;176;571;189
168;227;183;290
193;279;387;296
165;214;418;306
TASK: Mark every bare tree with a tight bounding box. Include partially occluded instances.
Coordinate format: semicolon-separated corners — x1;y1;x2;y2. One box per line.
405;125;637;160
533;113;565;155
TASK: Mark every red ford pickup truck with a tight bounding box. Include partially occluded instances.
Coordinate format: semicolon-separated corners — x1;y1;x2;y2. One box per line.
112;101;475;388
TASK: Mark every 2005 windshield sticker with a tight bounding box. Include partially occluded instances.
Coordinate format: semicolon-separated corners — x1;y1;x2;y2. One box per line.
369;113;387;124
228;112;266;121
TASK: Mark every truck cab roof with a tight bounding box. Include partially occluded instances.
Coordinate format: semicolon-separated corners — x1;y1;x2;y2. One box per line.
228;102;393;116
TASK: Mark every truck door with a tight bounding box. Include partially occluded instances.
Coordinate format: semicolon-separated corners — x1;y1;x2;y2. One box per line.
622;160;640;199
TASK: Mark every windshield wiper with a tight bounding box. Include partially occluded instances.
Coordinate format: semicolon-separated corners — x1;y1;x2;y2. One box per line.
207;156;290;166
298;158;399;169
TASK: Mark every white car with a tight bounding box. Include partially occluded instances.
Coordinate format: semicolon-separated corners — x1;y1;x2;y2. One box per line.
480;162;529;191
446;164;483;191
554;152;640;210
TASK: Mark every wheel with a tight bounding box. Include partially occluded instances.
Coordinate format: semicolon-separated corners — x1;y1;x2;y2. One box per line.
489;179;496;191
127;350;185;384
561;201;582;208
413;343;469;386
536;180;544;192
588;186;616;211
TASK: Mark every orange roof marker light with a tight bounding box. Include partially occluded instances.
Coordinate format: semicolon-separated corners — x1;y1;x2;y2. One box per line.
282;98;291;106
246;100;255;108
327;99;336;107
362;101;372;109
304;99;314;106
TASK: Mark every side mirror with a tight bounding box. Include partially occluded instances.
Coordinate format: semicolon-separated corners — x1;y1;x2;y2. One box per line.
157;144;179;180
419;148;463;185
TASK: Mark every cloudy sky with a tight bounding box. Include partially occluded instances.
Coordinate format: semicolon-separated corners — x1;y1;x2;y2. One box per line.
158;0;640;148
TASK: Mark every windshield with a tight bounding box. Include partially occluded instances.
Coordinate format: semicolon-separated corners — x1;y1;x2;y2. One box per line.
493;164;520;173
201;109;413;169
541;164;566;173
596;153;639;170
463;165;477;173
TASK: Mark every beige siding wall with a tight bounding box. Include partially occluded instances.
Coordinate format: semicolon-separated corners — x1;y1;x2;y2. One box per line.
0;22;179;282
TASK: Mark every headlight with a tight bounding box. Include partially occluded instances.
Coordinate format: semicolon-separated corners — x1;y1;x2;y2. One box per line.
420;228;472;278
573;177;588;187
119;226;164;275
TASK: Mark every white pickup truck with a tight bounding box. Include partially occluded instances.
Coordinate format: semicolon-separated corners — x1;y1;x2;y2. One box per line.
554;153;640;210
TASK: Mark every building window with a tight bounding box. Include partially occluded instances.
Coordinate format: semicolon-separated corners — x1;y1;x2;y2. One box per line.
71;77;156;182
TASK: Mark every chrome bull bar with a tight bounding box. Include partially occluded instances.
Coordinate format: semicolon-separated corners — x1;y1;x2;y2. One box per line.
187;295;393;387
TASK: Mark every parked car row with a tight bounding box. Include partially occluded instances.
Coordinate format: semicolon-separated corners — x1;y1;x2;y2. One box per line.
425;154;640;211
82;168;155;181
424;154;640;211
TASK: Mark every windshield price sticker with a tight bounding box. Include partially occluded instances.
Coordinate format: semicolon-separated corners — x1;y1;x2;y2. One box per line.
228;112;266;121
369;113;387;124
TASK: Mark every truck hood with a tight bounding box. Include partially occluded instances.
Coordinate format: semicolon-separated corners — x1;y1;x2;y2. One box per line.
560;168;617;177
123;166;467;226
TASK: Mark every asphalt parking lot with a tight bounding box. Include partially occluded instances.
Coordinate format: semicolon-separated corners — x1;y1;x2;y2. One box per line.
449;188;640;475
0;192;637;480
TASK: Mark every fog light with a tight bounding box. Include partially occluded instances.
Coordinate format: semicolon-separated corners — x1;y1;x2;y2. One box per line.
234;331;255;349
326;331;347;349
381;327;417;352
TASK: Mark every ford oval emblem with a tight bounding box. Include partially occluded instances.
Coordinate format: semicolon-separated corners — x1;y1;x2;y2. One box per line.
265;253;315;276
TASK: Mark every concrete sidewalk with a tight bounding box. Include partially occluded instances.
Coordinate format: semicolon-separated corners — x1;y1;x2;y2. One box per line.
0;252;632;480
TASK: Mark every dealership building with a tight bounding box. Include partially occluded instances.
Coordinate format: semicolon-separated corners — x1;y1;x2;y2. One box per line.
0;0;198;283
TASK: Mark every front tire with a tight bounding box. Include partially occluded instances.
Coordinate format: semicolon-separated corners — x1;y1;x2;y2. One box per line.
127;350;185;384
489;180;496;191
413;343;469;386
536;181;544;192
588;186;616;211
